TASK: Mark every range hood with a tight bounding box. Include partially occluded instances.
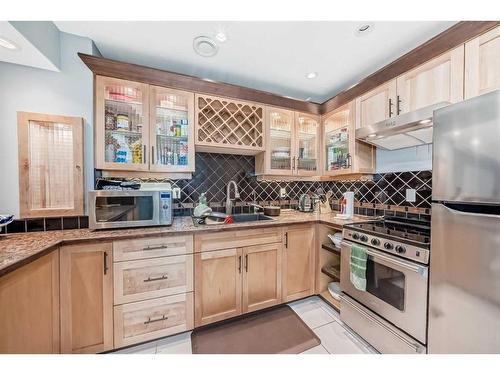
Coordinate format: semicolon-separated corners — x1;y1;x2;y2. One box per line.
356;102;450;150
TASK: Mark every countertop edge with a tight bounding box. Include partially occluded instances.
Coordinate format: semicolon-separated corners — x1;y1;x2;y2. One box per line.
0;214;362;278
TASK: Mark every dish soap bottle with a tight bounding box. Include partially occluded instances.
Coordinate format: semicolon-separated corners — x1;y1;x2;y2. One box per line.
194;192;211;218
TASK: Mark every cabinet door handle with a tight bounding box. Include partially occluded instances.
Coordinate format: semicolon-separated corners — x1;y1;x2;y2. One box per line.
151;146;155;164
103;251;108;275
245;254;248;272
143;275;168;283
388;98;394;117
238;255;242;273
292;156;296;171
143;145;146;164
285;232;288;248
396;95;402;115
346;153;352;169
144;315;169;325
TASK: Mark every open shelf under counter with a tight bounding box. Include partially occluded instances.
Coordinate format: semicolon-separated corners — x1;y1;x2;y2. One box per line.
321;242;341;255
321;264;340;280
319;290;341;311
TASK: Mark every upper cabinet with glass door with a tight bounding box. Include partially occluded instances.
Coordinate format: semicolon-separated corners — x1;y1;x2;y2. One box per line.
263;108;295;175
323;101;375;177
150;86;195;172
295;113;320;176
96;76;150;171
323;103;354;176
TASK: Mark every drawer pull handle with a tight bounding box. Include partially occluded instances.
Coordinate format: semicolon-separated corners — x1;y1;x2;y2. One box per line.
144;315;169;325
142;244;169;251
143;275;169;282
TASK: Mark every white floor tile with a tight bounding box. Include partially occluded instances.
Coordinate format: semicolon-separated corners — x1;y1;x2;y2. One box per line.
156;331;192;354
288;297;336;329
300;344;329;354
315;298;343;324
113;341;157;354
314;322;374;354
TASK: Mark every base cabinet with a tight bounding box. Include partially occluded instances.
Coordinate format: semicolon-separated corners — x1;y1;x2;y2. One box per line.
60;242;114;354
194;248;243;326
114;293;194;348
0;251;60;354
282;225;315;302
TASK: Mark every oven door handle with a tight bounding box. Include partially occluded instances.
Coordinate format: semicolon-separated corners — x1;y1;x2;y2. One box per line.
339;294;424;353
341;240;428;277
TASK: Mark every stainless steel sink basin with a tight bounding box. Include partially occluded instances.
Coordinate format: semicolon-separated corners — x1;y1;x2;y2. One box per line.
192;213;275;226
231;213;275;223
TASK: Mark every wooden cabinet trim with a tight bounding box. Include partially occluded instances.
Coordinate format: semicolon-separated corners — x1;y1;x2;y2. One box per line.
113;235;193;262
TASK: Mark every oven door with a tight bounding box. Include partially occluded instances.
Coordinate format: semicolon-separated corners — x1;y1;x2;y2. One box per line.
340;240;428;343
89;190;160;230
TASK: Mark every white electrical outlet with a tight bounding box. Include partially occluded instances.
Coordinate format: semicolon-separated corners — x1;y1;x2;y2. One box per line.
405;189;416;203
280;187;287;198
172;187;181;199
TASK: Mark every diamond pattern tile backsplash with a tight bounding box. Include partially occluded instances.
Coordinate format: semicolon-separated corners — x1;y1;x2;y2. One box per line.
125;153;432;219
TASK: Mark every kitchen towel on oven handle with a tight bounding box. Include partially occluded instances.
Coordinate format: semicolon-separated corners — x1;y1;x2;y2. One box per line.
350;244;368;291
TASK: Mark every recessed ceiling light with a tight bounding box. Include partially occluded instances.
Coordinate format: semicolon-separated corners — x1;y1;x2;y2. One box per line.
215;31;227;43
305;72;318;79
193;36;218;57
355;23;374;36
419;119;432;125
368;133;377;138
305;97;312;101
0;37;20;50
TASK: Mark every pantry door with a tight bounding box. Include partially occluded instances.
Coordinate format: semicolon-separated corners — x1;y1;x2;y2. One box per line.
149;86;195;173
95;76;150;171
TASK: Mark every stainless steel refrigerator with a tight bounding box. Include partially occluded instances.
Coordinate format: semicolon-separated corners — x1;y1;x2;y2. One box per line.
429;89;500;353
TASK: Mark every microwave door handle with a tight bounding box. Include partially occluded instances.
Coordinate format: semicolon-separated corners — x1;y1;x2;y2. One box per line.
341;240;426;275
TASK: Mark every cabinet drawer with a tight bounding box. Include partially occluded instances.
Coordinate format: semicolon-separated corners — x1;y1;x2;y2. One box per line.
114;255;193;305
113;235;193;262
114;293;194;348
195;227;282;253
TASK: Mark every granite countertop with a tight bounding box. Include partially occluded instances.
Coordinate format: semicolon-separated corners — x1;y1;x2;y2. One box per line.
0;210;372;277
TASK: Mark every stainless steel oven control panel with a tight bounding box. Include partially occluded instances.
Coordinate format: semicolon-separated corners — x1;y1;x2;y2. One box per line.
342;228;429;264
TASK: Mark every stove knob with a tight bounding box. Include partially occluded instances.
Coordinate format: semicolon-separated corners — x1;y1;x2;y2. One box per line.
352;233;360;240
360;235;368;242
371;238;380;246
384;242;394;250
395;245;406;254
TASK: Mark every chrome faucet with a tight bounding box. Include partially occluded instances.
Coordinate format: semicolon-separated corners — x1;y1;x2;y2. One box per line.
226;180;240;215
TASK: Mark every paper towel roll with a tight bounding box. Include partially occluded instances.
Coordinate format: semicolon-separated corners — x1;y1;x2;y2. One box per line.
344;191;354;218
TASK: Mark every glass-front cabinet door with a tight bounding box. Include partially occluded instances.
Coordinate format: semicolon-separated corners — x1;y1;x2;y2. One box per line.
266;108;295;175
149;86;195;172
323;102;354;175
95;76;150;171
295;113;320;176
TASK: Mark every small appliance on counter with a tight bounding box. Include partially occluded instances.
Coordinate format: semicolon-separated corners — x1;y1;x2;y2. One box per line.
88;182;172;230
298;193;320;212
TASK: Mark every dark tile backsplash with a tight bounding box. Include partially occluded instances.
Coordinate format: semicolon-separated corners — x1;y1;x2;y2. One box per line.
125;153;432;219
2;153;432;235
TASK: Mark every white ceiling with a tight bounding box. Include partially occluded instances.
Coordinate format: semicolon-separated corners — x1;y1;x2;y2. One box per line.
56;21;455;103
0;21;59;71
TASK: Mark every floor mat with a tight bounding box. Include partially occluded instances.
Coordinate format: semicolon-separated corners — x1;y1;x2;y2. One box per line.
191;305;321;354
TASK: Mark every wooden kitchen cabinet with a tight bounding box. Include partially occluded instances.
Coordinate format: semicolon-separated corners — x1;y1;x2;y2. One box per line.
465;26;500;99
60;242;114;354
242;243;282;313
95;76;195;174
149;86;195;172
256;108;320;177
0;251;60;354
194;248;243;326
396;46;464;113
322;101;375;177
282;225;315;302
355;80;397;129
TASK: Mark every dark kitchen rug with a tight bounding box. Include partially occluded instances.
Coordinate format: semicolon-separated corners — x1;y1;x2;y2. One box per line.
191;305;320;354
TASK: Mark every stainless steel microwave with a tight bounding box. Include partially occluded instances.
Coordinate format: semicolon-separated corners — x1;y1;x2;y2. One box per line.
88;190;172;230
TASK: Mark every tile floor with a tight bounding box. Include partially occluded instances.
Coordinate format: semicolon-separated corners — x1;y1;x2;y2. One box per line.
113;296;378;354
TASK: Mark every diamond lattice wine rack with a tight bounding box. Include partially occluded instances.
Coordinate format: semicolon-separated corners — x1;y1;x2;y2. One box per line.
195;94;264;154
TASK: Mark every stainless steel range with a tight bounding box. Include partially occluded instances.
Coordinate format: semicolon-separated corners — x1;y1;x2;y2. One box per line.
339;216;430;354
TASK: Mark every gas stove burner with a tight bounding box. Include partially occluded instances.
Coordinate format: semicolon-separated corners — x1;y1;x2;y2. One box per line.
343;216;431;264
